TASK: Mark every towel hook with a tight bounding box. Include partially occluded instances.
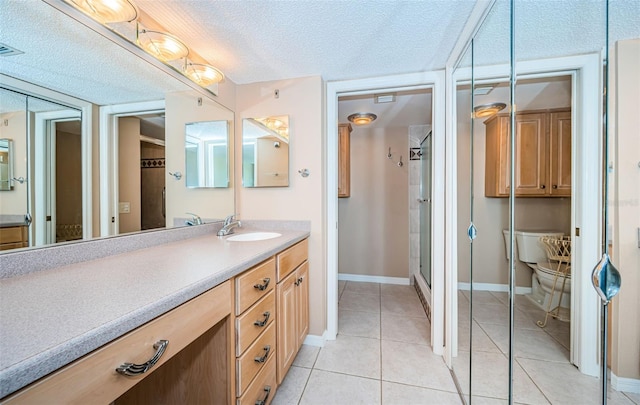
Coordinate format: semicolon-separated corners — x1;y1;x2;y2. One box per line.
387;147;393;160
397;156;404;167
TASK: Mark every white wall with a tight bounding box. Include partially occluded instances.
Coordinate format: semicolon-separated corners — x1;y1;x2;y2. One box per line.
235;76;325;336
338;125;409;279
118;117;141;234
0;111;27;217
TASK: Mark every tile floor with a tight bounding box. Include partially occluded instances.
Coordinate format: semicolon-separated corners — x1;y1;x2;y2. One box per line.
272;281;462;405
453;290;639;405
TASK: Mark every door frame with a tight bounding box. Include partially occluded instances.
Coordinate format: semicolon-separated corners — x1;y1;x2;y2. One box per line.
326;70;446;354
99;100;165;236
445;53;603;376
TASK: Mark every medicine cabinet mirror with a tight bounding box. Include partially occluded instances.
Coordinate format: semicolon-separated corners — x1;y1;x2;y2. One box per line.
185;120;230;188
0;139;14;191
242;115;290;187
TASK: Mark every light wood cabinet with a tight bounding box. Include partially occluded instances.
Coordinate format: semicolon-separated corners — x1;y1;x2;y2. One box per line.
3;281;232;404
338;123;352;198
275;240;309;384
233;258;277;404
0;225;28;251
484;109;571;198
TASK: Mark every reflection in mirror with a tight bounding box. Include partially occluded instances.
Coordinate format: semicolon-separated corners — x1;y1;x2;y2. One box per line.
185;121;229;188
0;139;14;191
242;116;290;187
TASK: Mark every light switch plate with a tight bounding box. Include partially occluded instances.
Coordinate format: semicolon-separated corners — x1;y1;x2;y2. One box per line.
119;202;130;214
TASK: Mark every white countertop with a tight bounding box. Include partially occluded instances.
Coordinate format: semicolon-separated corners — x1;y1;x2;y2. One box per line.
0;226;309;398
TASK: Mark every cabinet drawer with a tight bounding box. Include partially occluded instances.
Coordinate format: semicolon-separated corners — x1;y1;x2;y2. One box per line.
276;239;308;281
237;354;276;405
236;290;275;356
236;258;276;315
0;226;26;244
3;281;231;405
236;322;276;396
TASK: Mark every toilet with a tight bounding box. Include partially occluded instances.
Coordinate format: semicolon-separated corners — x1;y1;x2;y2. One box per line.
502;230;571;310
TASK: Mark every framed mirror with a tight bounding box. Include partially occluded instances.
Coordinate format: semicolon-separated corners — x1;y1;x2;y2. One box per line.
185;120;230;188
242;116;290;187
0;139;14;191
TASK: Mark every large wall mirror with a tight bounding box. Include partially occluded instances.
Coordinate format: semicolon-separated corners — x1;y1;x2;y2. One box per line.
242;116;290;187
0;1;235;251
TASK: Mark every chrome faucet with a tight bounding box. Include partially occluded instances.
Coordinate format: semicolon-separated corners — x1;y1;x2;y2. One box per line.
217;214;241;236
185;213;203;226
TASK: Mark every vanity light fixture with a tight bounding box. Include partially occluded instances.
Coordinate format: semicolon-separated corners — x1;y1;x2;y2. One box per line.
183;62;224;86
473;102;507;118
137;29;189;62
347;112;377;126
70;0;138;23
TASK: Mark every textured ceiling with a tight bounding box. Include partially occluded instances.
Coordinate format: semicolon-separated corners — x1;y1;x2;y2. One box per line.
0;0;638;108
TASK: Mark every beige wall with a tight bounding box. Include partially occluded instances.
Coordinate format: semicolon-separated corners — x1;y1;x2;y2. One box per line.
118;117;141;234
610;39;640;383
338;126;409;278
165;90;235;224
55;130;82;227
0;111;27;216
457;100;571;287
235;76;325;336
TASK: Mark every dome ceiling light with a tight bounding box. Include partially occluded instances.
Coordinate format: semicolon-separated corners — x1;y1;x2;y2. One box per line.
183;63;225;86
473;102;507;118
70;0;138;23
137;29;189;62
347;112;377;126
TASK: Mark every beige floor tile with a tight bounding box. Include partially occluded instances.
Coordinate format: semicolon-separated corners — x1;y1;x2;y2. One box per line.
458;321;501;353
517;358;635;405
339;290;380;313
381;312;430;345
272;366;311;405
292;344;320;368
473;304;540;330
381;294;425;318
458;290;469;303
339;280;347;298
452;351;549;404
339;309;380;339
623;391;640;404
381;340;457;392
382;381;462;404
381;284;415;298
463;290;505;306
471;395;509;404
299;369;380;405
482;324;570;362
314;335;380;379
345;281;381;295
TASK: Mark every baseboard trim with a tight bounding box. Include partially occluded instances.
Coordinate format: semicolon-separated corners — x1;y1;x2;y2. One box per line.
458;282;532;295
612;372;640;394
338;273;410;285
303;333;327;347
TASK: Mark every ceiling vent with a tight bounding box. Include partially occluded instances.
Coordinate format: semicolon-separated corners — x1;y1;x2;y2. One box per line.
473;86;495;96
374;93;396;103
0;43;24;57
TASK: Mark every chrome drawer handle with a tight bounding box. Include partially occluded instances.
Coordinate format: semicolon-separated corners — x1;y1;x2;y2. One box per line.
254;278;270;291
254;311;271;327
255;385;271;405
116;340;168;376
254;345;271;363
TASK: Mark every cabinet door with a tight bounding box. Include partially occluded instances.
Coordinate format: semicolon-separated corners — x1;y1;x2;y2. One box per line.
484;115;511;197
514;113;547;196
338;124;352;198
296;262;309;348
276;270;298;384
549;111;572;196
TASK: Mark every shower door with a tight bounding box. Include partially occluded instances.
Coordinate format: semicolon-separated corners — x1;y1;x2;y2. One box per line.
419;132;432;287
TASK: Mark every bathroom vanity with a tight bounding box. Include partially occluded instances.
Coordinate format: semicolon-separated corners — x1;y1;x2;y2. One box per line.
0;223;309;404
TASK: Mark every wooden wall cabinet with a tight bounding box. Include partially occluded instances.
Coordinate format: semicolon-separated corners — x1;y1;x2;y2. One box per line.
338;123;352;198
4;281;232;404
275;239;309;384
484;109;571;198
0;225;28;251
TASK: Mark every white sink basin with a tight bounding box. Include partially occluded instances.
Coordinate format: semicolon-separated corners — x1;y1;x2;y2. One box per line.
226;232;282;242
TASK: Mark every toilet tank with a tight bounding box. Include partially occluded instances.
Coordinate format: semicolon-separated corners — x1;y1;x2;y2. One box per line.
515;230;564;263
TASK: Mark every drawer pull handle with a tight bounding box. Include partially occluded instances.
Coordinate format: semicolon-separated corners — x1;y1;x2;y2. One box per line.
295;277;303;286
254;278;271;291
552;184;558;189
254;311;271;327
116;339;168;376
255;385;271;405
254;345;271;363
